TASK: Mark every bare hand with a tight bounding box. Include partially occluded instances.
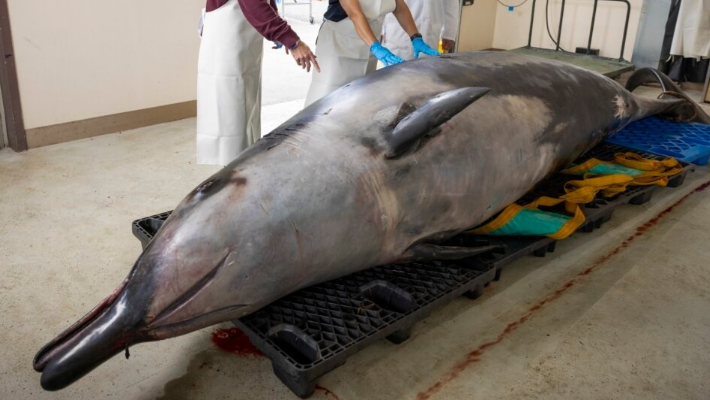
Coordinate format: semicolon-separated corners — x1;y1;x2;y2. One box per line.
441;39;456;53
286;41;321;73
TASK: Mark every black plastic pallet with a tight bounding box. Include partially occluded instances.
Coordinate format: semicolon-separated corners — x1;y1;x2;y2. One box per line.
237;258;495;397
131;142;692;398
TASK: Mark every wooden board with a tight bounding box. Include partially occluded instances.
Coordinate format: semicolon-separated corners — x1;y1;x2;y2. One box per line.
0;0;27;151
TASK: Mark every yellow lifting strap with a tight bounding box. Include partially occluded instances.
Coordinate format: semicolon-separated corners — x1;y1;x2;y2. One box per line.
560;153;682;199
471;196;586;240
470;152;682;240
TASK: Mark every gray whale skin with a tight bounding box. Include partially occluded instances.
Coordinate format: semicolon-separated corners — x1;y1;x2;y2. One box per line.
33;51;710;390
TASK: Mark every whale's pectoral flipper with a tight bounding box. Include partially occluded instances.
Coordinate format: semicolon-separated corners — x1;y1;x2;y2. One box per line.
402;243;502;262
385;87;490;159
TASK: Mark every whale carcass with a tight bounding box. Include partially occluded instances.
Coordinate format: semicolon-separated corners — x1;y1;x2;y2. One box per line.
33;51;710;390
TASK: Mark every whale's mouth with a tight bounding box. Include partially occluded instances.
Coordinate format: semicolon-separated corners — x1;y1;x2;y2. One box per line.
33;278;130;372
32;249;251;391
144;304;251;340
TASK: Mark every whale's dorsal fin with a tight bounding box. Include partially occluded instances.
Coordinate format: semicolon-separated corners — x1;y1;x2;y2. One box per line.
385;87;490;159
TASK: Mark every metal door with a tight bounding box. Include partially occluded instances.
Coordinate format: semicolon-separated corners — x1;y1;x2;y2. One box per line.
631;0;672;69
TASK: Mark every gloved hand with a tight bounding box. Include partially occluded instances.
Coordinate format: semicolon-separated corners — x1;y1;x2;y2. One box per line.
412;37;441;58
370;41;405;67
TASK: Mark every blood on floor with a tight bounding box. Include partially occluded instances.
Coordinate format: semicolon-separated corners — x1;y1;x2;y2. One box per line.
211;328;264;357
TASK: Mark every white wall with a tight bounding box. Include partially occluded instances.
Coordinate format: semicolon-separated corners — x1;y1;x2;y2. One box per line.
458;0;499;52
7;0;204;130
492;0;643;60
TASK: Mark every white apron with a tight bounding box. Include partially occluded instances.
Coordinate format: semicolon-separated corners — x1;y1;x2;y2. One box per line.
382;0;460;60
670;0;710;59
304;0;396;106
196;0;264;166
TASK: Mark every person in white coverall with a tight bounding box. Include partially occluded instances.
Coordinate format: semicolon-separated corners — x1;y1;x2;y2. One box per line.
196;0;320;166
304;0;441;107
382;0;460;60
670;0;710;60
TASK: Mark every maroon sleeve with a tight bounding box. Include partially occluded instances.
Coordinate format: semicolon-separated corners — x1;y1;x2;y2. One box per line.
206;0;228;12
237;0;300;48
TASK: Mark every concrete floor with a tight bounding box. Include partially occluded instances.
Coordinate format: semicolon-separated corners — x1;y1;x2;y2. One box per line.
3;12;710;398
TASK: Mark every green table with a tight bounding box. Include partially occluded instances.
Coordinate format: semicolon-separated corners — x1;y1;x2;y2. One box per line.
508;47;635;79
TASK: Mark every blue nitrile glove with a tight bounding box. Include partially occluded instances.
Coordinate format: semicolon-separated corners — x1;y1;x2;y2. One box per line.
412;37;441;59
272;41;283;50
370;41;405;67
